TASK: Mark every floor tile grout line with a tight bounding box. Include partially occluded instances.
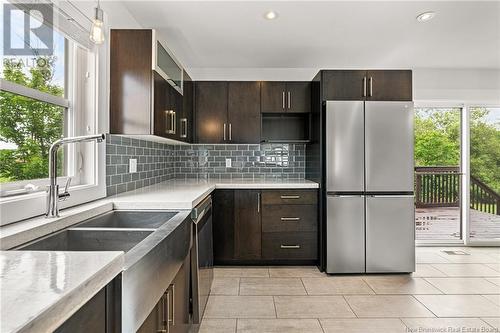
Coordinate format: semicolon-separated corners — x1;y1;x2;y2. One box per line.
421;277;446;294
272;295;278;319
479;317;496;329
398;317;410;331
410;294;439;318
317;318;327;333
360;277;377;294
429;263;450;277
300;277;309;295
342;295;358;318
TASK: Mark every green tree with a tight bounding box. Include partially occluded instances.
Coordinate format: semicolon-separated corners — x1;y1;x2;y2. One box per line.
414;108;460;166
415;107;500;194
470;107;500;193
0;57;64;182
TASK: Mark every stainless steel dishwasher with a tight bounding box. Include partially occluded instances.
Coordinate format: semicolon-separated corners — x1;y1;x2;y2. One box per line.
190;195;213;327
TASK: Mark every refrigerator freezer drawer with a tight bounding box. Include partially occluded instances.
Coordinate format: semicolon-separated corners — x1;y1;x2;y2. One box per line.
326;195;365;273
326;101;365;192
365;101;414;192
366;195;415;273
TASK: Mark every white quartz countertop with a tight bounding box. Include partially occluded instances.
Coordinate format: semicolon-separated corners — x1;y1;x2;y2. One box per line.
0;251;124;333
111;178;319;210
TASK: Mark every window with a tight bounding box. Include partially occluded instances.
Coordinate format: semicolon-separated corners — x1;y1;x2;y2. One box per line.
0;1;105;225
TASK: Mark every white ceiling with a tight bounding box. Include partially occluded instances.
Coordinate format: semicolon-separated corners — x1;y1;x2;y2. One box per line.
121;1;500;80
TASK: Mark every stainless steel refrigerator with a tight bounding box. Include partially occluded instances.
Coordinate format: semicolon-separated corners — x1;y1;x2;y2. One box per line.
325;100;415;274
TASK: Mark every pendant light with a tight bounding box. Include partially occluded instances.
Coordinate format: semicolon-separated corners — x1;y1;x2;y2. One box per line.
90;0;105;44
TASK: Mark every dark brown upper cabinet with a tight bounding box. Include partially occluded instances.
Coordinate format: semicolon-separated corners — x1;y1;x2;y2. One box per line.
322;70;367;101
195;81;261;144
110;29;188;141
261;81;286;113
261;81;311;113
228;81;261;143
322;70;412;101
195;81;228;144
179;71;193;142
365;70;412;101
110;29;153;135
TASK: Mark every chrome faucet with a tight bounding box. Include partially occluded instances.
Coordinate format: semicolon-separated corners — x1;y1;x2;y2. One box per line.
46;134;105;218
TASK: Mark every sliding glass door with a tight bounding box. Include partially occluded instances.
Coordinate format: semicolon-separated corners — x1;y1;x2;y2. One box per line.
414;107;463;242
415;105;500;245
468;106;500;242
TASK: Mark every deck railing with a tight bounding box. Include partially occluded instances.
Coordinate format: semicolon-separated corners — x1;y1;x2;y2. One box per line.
470;175;500;215
415;166;461;208
415;166;499;215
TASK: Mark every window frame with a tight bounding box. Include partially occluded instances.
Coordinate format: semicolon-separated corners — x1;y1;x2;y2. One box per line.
0;8;105;225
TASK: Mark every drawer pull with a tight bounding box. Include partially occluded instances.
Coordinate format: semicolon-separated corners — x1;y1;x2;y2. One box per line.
281;217;300;221
280;195;300;199
281;244;301;249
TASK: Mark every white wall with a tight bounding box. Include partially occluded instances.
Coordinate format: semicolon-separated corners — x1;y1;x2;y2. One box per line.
413;68;500;105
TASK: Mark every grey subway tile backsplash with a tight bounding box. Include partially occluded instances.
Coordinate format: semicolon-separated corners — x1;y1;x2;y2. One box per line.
106;134;306;196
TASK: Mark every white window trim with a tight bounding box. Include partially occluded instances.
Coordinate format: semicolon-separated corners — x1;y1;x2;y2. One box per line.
414;100;500;247
0;35;105;226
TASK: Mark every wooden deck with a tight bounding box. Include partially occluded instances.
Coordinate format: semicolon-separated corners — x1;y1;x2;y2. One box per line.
416;207;500;240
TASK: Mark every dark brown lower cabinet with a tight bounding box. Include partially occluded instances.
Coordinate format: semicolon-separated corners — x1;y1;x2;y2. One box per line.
213;190;235;262
234;190;261;260
213;189;318;264
170;257;191;333
137;256;191;333
55;278;120;333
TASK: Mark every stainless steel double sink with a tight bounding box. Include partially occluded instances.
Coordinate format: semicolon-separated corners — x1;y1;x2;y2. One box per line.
17;209;193;332
19;211;179;252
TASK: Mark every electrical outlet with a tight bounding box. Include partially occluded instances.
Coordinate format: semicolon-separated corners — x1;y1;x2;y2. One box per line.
129;158;137;173
225;158;232;168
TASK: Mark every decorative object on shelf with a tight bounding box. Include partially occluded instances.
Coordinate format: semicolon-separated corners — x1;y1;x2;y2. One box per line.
90;0;105;44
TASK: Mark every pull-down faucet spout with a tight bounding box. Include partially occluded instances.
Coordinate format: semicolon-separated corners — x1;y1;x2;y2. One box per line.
46;134;105;218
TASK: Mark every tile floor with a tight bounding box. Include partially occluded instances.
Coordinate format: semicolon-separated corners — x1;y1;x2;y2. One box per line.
200;247;500;333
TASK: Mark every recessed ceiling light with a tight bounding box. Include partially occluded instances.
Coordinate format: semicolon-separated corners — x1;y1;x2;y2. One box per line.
416;11;436;22
264;11;278;20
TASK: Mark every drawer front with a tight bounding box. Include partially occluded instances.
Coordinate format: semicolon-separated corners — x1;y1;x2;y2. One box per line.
262;232;317;260
261;190;317;205
262;205;317;232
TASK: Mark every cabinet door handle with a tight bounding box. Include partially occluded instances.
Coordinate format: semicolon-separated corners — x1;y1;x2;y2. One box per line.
169;284;175;326
229;123;232;141
369;77;373;97
281;217;300;221
172;111;176;134
281;245;301;249
165;110;175;135
180;118;187;138
287;91;291;109
280;195;300;199
363;77;367;97
160;291;170;333
223;123;226;141
282;91;285;109
257;192;261;213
